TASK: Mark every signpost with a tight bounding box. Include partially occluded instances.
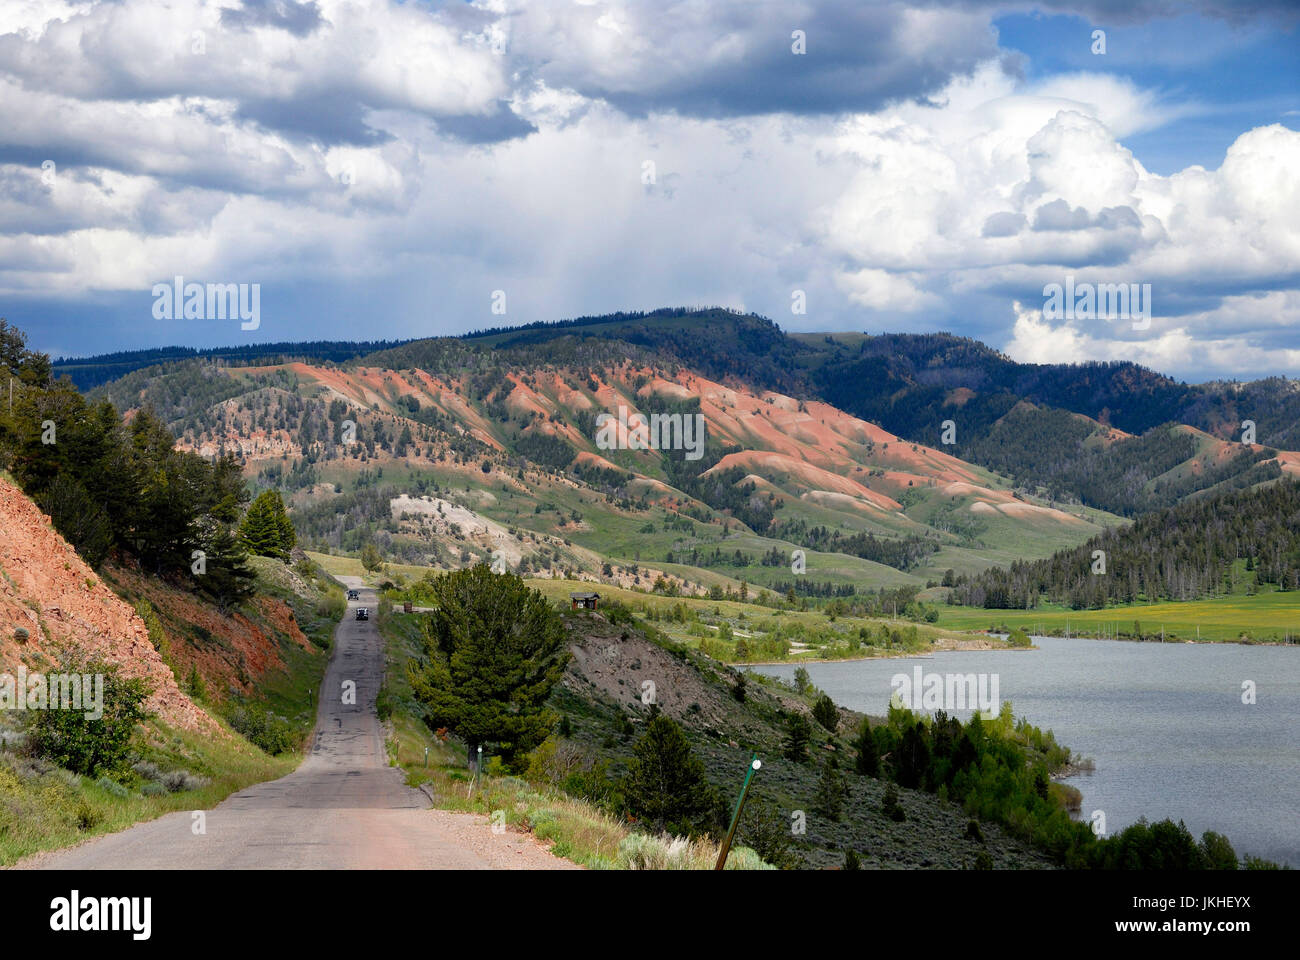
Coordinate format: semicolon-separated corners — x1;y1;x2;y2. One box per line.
715;753;761;870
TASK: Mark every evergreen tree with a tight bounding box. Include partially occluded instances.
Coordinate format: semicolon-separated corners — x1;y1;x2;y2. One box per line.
881;782;906;822
812;693;839;732
622;715;716;836
186;663;207;701
196;521;256;611
360;542;384;572
242;489;294;559
407;566;569;765
783;713;811;763
816;756;847;821
853;718;879;777
894;721;931;789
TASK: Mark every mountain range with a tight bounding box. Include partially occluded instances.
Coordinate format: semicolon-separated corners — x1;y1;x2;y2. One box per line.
78;309;1300;601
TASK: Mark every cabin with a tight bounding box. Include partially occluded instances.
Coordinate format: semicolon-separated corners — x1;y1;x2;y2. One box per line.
569;591;600;611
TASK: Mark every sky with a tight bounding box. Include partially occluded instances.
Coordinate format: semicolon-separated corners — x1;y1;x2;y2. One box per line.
1;0;1297;382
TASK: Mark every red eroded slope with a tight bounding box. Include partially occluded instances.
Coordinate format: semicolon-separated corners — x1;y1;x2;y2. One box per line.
0;477;217;733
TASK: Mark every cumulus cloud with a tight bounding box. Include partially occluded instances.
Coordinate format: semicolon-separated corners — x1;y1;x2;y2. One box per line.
1005;294;1300;380
0;0;1296;380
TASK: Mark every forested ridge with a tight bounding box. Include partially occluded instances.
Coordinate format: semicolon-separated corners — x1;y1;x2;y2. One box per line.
53;339;416;390
948;479;1300;609
69;311;1300;520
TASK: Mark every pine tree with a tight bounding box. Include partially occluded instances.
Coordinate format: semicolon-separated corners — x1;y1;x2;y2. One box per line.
196;522;256;611
407;566;569;765
241;489;293;559
360;542;384;572
783;714;811;763
853;718;879;777
816;756;846;821
187;664;207;701
895;721;931;789
622;715;716;835
812;693;839;732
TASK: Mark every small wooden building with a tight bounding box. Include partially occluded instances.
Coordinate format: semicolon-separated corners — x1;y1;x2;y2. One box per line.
569;591;600;611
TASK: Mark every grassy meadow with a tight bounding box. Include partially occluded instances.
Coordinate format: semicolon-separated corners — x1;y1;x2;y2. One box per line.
936;591;1300;643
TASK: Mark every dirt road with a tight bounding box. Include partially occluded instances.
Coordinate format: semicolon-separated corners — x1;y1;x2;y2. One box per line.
21;578;575;870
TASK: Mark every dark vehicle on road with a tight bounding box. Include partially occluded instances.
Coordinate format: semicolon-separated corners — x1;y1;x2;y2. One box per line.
347;589;360;601
355;608;369;621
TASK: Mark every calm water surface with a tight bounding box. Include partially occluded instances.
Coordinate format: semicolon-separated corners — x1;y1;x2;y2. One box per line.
753;636;1300;866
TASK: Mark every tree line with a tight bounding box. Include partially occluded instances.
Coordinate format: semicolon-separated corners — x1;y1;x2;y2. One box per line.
948;479;1300;609
0;320;295;609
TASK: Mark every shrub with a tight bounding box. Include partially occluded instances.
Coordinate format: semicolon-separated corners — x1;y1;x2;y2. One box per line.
28;661;151;777
226;705;297;755
75;802;101;831
95;776;129;798
162;770;208;792
131;760;162;781
881;782;906;822
812;694;839;732
602;601;635;626
617;832;695;870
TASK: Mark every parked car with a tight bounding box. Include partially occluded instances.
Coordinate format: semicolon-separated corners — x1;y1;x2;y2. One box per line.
355;608;369;621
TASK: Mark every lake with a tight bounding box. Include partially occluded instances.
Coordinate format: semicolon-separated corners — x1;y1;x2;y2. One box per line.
751;636;1300;867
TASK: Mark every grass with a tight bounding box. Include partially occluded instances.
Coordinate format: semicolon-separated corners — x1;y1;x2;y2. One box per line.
0;716;297;865
935;590;1300;643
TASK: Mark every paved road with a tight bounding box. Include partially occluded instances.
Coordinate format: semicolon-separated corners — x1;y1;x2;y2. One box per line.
22;578;573;870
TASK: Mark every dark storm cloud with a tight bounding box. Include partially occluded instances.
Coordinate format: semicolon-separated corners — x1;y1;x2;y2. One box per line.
435;102;538;145
514;1;1002;119
236;92;394;147
220;0;325;37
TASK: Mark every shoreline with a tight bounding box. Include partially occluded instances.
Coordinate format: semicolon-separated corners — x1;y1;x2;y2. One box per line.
734;634;1038;667
999;630;1299;649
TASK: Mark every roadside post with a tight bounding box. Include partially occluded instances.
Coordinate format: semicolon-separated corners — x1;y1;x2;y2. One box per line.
715;753;761;870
